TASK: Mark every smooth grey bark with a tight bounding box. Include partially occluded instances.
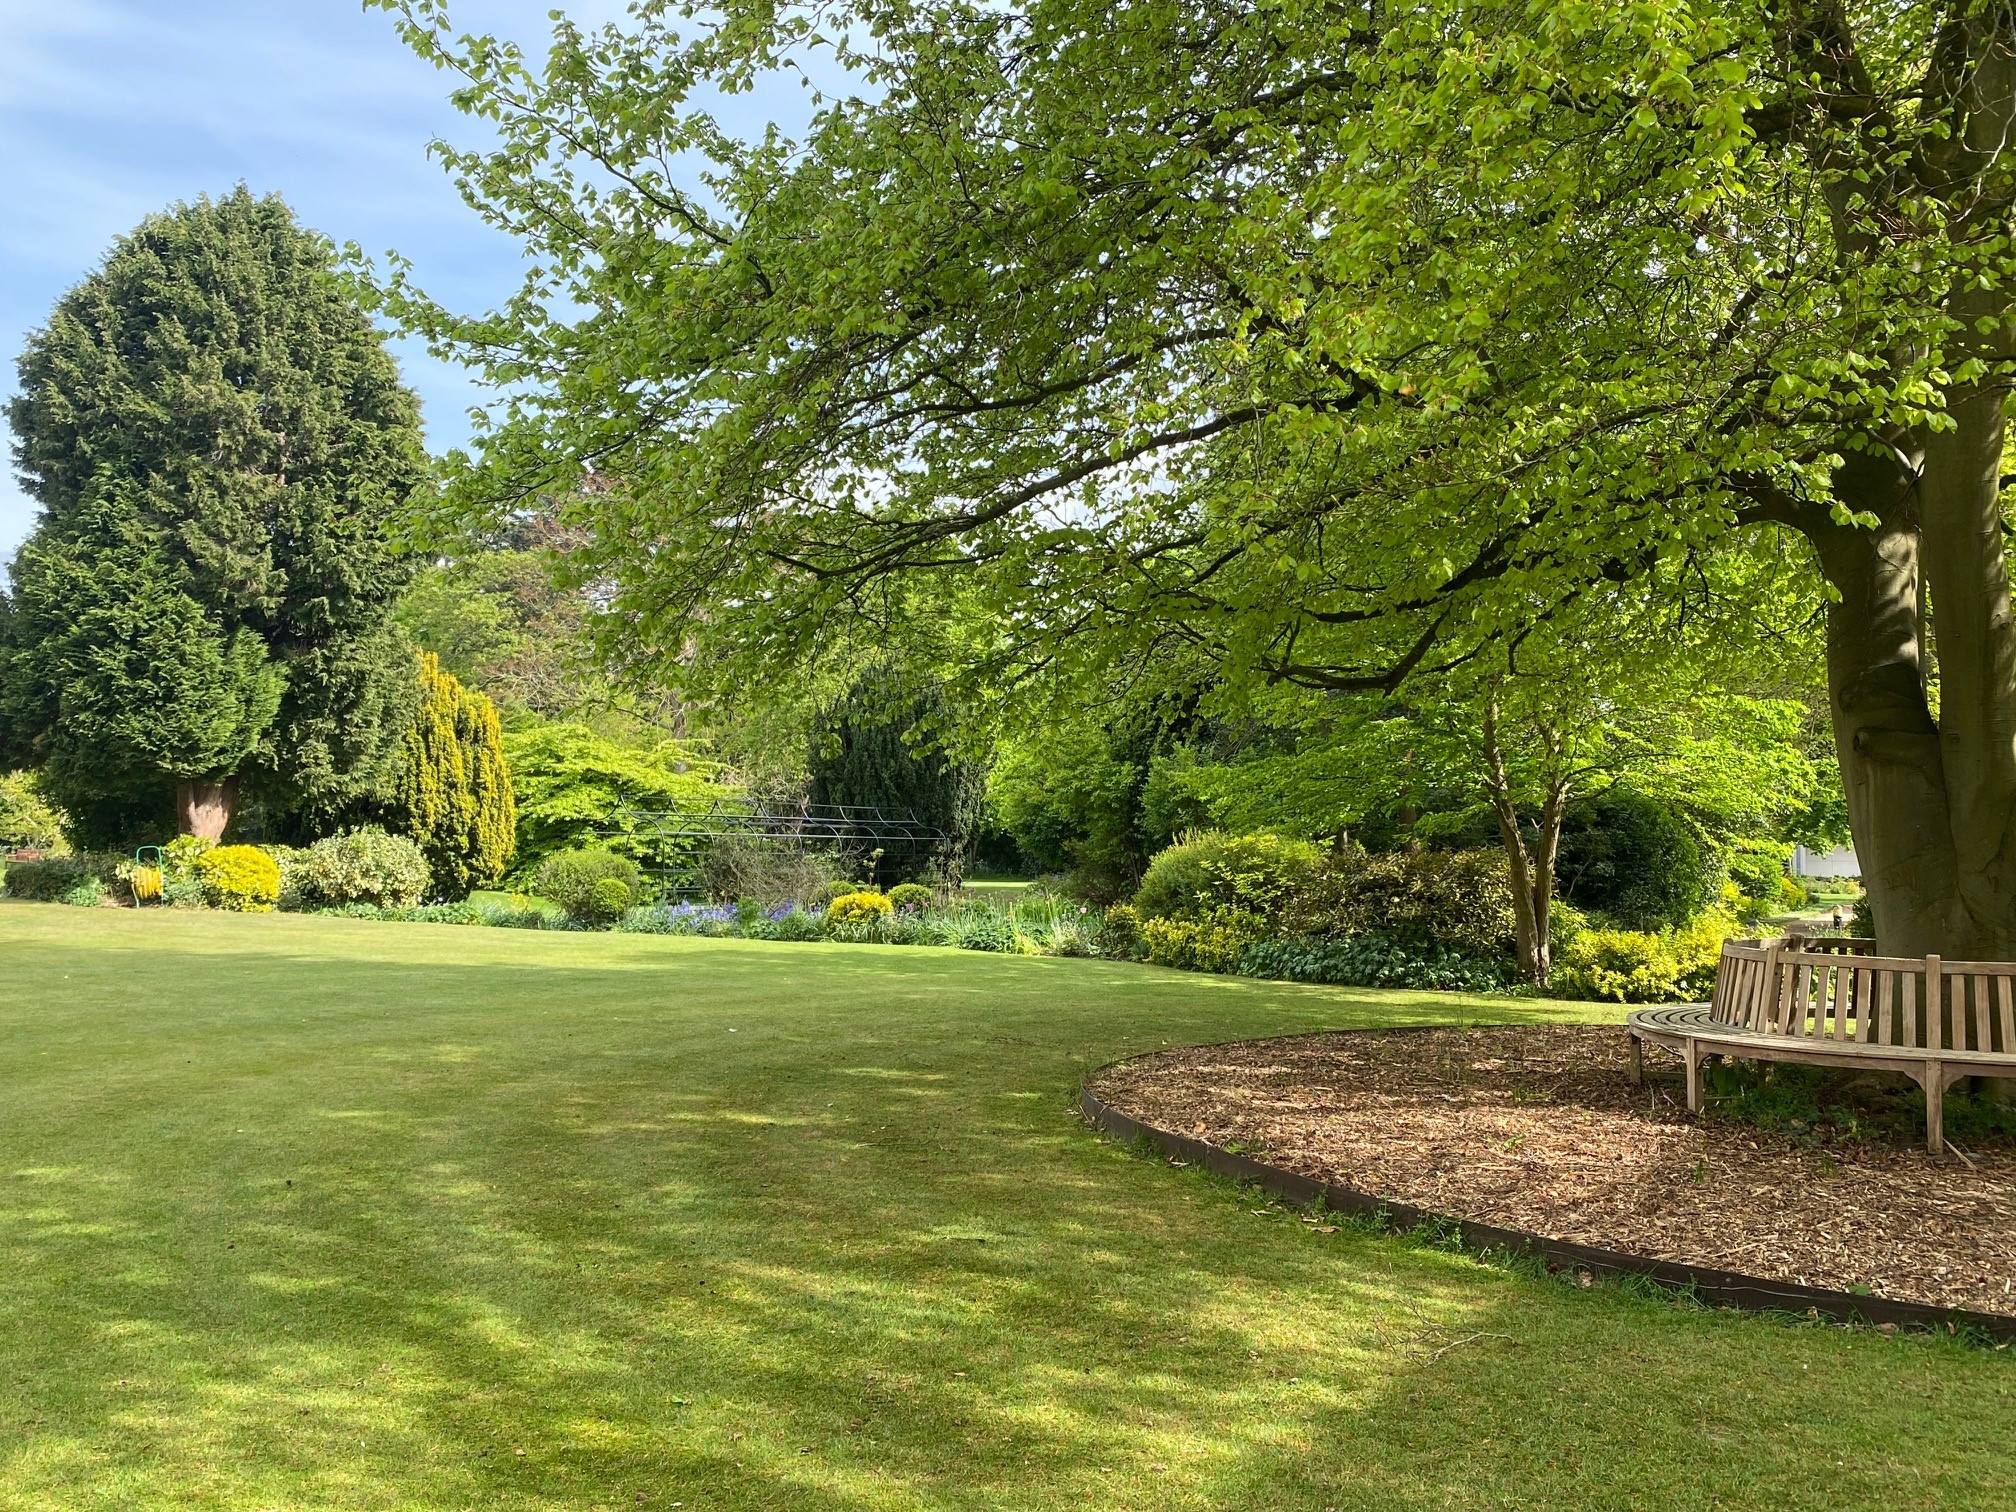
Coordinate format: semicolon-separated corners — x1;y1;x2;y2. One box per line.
1762;6;2016;963
1792;393;2016;963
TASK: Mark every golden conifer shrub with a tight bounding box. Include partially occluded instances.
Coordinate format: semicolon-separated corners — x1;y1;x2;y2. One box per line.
390;653;516;899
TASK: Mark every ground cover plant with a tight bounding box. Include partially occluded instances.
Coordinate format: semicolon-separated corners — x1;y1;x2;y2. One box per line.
0;905;2008;1509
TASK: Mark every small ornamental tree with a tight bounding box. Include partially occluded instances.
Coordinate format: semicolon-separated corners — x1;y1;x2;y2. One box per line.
386;653;515;899
3;187;423;842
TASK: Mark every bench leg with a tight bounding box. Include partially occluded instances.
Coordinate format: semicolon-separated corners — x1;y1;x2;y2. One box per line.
1685;1039;1702;1113
1628;1033;1643;1088
1925;1061;1945;1157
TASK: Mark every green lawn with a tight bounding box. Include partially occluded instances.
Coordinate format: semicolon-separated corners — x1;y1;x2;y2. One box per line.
0;907;2007;1510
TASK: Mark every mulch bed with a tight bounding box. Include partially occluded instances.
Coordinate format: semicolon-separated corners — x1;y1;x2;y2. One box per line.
1090;1026;2016;1317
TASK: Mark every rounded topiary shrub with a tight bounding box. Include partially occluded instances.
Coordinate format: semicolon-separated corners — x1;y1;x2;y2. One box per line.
193;845;282;913
826;890;894;926
291;828;430;910
886;882;934;911
536;848;645;926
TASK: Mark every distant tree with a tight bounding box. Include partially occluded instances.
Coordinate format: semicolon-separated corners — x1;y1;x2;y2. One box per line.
502;721;734;879
0;773;69;855
3;187;424;841
385;653;515;899
809;669;986;886
1556;792;1720;933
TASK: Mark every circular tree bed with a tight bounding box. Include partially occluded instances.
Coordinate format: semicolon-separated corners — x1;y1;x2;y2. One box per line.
1090;1026;2016;1317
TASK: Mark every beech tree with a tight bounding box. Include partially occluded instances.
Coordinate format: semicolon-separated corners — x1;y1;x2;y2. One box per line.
5;188;424;841
378;0;2016;957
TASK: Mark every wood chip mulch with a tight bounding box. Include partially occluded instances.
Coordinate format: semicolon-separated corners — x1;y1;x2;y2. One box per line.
1090;1026;2016;1317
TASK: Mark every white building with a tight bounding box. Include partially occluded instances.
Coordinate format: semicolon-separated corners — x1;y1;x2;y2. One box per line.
1792;844;1860;878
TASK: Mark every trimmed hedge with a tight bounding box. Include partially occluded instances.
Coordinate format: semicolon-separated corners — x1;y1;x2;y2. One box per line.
2;853;124;902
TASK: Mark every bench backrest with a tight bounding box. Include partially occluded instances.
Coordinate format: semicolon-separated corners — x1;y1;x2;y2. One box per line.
1713;940;2016;1055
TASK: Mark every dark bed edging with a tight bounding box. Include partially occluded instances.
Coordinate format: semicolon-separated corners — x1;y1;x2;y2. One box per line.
1080;1080;2016;1343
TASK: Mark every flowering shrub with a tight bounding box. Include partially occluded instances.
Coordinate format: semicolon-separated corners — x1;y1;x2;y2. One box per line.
742;905;827;942
827;890;894;926
618;901;737;936
194;845;282;912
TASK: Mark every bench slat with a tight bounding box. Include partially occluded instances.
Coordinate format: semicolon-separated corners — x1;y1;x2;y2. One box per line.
2000;975;2014;1056
1856;967;1874;1043
1831;962;1851;1041
1627;1007;2016;1068
1880;969;1896;1046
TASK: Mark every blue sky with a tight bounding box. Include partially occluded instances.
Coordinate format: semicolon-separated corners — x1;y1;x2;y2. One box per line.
0;0;807;565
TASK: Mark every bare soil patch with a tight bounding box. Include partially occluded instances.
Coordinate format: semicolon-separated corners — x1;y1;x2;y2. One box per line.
1091;1025;2016;1317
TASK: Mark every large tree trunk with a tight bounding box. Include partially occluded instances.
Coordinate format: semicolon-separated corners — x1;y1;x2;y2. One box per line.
175;778;238;841
1809;403;2016;960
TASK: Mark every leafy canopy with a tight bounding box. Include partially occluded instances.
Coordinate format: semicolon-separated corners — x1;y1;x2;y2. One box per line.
370;0;1939;712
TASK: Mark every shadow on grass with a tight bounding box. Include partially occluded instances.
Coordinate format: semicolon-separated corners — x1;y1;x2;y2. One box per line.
0;909;2005;1509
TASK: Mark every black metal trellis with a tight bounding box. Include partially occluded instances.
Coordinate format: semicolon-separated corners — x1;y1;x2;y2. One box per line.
601;797;951;894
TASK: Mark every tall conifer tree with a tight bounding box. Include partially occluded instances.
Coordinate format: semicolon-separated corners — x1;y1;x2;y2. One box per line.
387;652;514;899
2;187;424;843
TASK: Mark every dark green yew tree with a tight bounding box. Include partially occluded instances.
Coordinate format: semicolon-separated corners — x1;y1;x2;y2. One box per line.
4;188;425;840
809;669;986;885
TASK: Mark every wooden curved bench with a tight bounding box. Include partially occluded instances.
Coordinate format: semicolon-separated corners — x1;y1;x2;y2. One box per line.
1627;940;2016;1154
